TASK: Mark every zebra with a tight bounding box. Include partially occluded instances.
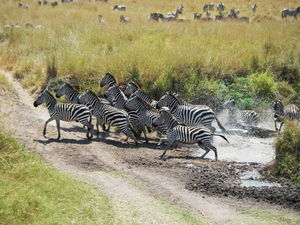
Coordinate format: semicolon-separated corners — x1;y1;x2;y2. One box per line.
113;5;126;11
148;13;163;22
272;99;300;131
282;7;300;21
157;110;229;159
124;82;157;107
79;89;137;144
100;72;117;88
222;98;259;126
239;16;249;23
56;82;81;104
206;10;211;17
125;95;166;143
43;0;48;5
252;4;257;13
104;84;128;109
98;15;105;25
159;13;176;21
156;91;228;135
120;15;131;23
208;3;214;11
33;89;93;139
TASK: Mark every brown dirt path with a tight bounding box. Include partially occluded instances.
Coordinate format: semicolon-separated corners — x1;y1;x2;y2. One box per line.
1;71;299;224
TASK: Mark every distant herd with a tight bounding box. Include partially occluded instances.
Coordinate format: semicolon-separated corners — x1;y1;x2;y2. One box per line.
3;1;300;30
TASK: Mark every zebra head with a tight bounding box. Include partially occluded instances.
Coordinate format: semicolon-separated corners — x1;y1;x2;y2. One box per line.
33;89;55;107
272;99;284;115
100;72;116;87
124;82;139;96
223;98;236;109
56;82;73;98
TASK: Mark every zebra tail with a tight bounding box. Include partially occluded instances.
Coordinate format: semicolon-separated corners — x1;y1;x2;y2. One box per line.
88;111;92;123
212;133;229;144
215;116;230;136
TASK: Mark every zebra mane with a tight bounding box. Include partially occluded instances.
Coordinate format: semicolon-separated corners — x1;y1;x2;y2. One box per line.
106;72;117;82
65;81;79;92
129;81;140;90
134;95;158;113
160;109;179;125
168;92;181;103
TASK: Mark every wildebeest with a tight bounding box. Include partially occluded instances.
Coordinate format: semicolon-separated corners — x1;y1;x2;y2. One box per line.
113;5;126;11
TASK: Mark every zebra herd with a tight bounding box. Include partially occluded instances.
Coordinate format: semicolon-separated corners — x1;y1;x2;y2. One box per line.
33;73;300;160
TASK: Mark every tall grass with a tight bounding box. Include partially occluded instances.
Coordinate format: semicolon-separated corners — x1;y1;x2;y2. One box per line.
1;0;300;107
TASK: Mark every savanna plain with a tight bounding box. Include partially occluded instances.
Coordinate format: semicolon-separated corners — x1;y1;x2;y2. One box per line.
1;0;300;224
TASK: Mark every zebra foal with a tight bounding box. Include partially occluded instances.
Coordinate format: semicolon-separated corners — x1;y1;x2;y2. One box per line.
282;7;300;21
79;89;137;144
223;98;259;126
33;89;93;139
273;99;300;131
56;82;81;104
157;110;229;159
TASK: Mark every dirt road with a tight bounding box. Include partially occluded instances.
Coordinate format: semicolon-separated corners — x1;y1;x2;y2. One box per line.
1;71;299;224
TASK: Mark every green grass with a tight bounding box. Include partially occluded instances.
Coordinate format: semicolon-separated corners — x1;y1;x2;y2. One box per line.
0;126;116;225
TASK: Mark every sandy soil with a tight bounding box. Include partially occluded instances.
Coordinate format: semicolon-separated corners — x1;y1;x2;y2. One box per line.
1;71;299;224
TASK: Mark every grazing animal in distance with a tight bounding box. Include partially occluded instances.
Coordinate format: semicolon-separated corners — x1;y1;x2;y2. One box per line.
3;23;14;31
51;0;58;7
208;3;214;10
38;0;42;5
113;5;126;11
96;0;108;2
282;7;300;21
18;3;28;9
43;0;48;5
239;16;250;23
148;13;163;22
194;13;202;20
252;4;257;13
156;110;229;160
26;23;34;28
120;15;131;23
223;98;259;126
33;89;93;139
203;3;208;12
216;2;225;11
206;10;211;16
272;99;300;131
98;15;105;24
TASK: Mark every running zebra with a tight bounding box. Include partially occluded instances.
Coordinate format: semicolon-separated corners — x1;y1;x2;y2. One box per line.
125;95;166;143
273;99;300;131
124;82;157;107
157;110;229;159
100;72;117;88
56;82;81;104
33;89;93;139
223;98;259;126
79;89;137;144
104;84;128;109
156;92;228;134
282;7;300;21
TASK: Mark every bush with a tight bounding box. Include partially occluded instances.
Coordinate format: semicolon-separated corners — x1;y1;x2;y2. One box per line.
272;121;300;185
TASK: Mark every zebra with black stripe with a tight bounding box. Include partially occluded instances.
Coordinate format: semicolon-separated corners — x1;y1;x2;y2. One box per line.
56;82;81;104
125;95;166;143
273;99;300;131
156;91;228;135
33;89;93;139
282;7;300;21
157;110;229;159
223;98;259;126
124;82;157;107
104;84;128;109
79;89;137;144
100;72;118;88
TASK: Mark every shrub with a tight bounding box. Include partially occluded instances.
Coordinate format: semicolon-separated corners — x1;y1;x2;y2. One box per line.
272;121;300;184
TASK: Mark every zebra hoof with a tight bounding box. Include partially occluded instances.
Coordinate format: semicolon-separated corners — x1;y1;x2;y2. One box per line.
160;154;164;158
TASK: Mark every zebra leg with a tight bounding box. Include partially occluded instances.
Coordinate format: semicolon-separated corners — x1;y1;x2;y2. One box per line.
274;120;278;131
55;118;61;139
278;122;284;132
43;117;55;138
199;142;218;160
160;141;174;157
122;126;137;145
157;138;167;148
140;124;149;143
